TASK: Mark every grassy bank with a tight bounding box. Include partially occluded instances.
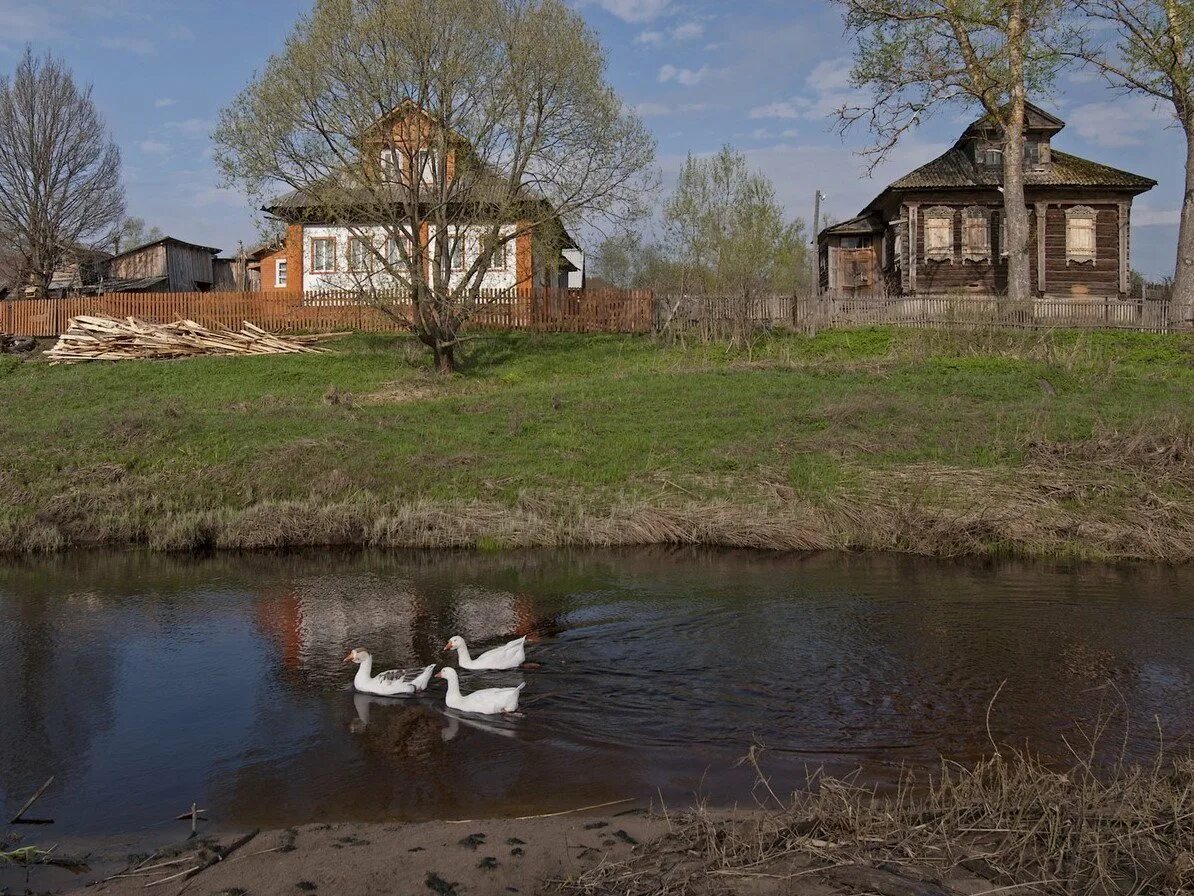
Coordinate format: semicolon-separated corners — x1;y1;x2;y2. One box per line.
1;327;1191;560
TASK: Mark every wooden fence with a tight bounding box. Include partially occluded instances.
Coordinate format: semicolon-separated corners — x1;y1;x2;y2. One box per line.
656;292;1182;335
0;287;654;338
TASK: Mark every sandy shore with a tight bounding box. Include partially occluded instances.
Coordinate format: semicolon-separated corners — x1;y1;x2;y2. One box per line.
57;812;667;896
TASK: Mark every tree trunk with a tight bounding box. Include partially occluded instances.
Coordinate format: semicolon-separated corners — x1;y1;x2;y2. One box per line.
1002;3;1033;305
433;342;456;373
1172;125;1194;328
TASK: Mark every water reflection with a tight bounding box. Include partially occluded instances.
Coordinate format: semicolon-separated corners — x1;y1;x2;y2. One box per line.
0;549;1191;839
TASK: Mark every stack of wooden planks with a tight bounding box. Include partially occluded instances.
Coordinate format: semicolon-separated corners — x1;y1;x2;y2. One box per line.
46;315;342;363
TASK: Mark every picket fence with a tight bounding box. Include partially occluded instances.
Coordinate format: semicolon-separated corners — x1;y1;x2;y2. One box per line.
0;287;654;338
657;292;1180;335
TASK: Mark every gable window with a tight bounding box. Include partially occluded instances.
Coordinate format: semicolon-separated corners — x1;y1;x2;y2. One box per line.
417;149;437;185
923;207;955;262
962;207;991;262
976;141;1002;168
380;149;405;183
347;237;371;272
1065;206;1097;264
311;237;336;273
275;258;287;288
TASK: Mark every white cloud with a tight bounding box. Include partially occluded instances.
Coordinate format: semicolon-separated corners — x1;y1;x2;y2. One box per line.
1133;206;1181;226
636;19;704;46
0;4;62;42
584;0;671;23
1067;97;1174;148
166;118;214;138
634;101;674;117
138;139;170;155
749;100;807;120
99;35;157;55
659;64;711;87
154;97;177;108
747;56;858;123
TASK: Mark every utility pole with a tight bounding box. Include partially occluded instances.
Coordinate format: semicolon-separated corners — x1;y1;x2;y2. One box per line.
811;190;826;295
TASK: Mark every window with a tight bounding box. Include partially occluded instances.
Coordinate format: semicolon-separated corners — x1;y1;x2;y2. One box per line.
1065;206;1097;264
923;207;954;262
962;207;991;262
347;237;370;272
275;258;287;288
311;237;336;273
999;215;1008;257
385;237;407;267
417;149;437;184
380;149;404;183
976;141;1002;168
473;233;508;272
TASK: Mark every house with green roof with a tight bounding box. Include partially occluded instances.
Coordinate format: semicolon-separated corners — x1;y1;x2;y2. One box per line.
817;104;1156;298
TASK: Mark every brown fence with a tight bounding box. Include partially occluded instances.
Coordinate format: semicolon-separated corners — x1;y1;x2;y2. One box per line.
656;293;1181;335
0;287;654;338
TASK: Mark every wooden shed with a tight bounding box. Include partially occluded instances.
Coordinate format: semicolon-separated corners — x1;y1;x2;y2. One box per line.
105;237;222;292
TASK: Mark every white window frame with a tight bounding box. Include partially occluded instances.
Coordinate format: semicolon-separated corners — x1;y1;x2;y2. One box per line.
275;258;287;288
311;237;336;274
380;148;405;183
418;149;437;185
1065;206;1097;265
923;206;955;262
961;206;991;263
347;236;371;273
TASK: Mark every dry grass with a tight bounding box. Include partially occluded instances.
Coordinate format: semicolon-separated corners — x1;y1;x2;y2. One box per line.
559;739;1194;896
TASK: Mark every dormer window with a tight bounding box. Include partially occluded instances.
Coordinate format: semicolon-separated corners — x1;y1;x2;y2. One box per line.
976;141;1002;168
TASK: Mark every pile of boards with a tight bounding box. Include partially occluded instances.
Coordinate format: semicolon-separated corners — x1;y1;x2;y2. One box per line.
46;315;341;363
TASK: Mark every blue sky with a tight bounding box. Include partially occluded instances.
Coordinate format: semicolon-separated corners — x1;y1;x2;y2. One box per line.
0;0;1182;277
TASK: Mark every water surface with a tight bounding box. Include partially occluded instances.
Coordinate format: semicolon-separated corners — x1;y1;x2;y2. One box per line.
1;549;1191;840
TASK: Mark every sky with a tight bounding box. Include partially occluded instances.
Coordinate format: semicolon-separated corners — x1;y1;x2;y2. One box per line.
0;0;1183;278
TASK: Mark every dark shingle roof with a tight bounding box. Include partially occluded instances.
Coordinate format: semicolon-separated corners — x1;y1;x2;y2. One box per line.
820;214;883;239
884;144;1156;192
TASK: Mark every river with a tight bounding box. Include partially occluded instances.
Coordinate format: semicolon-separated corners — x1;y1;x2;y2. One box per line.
1;549;1191;843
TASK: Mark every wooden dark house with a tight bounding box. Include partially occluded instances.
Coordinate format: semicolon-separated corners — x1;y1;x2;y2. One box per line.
817;104;1156;298
104;237;222;292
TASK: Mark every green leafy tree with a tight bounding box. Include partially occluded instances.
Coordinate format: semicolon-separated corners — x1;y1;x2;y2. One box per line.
1072;0;1194;325
834;0;1076;303
214;0;654;372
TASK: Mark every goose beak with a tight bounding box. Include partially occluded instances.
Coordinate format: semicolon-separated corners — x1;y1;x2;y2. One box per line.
434;670;444;679
342;651;354;665
442;642;452;652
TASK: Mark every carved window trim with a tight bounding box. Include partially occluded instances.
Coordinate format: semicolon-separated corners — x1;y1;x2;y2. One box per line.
961;206;992;263
923;206;955;263
1065;205;1097;265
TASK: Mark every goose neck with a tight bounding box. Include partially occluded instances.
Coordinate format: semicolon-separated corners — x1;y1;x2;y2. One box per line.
354;655;373;687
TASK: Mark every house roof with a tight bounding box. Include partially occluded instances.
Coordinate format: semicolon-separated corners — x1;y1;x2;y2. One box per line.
964;101;1066;137
820;214;884;239
109;236;221;262
882;144;1156;192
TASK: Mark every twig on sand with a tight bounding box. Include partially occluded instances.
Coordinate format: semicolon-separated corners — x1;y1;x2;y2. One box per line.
171;829;259;894
445;798;635;824
143;866;199;888
10;776;54;824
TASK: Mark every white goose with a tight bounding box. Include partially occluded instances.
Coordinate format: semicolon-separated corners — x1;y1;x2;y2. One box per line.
443;635;527;670
435;667;525;715
343;648;436;697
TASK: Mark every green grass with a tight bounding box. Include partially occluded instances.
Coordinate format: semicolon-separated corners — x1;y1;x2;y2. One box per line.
1;327;1191;559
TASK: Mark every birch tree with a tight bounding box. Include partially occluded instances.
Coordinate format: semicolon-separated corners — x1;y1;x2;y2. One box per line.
214;0;655;372
1072;0;1194;325
0;48;124;298
834;0;1075;303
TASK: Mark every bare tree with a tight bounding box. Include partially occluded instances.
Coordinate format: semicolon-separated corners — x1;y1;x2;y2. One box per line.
0;47;125;298
108;216;164;255
214;0;655;372
1071;0;1194;326
833;0;1075;303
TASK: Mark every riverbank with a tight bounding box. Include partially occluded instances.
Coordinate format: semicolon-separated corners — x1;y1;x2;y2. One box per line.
28;746;1188;896
2;328;1191;561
